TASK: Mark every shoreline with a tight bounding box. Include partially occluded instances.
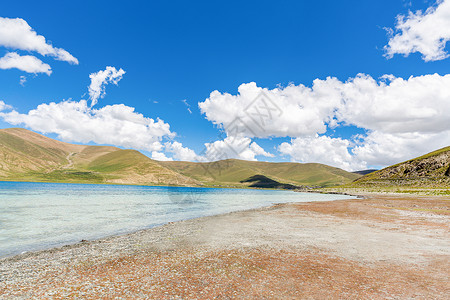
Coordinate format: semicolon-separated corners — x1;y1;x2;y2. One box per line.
1;193;449;298
0;201;301;262
0;186;355;260
0;189;444;261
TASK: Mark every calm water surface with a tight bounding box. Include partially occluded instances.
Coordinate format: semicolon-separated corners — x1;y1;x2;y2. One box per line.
0;181;355;257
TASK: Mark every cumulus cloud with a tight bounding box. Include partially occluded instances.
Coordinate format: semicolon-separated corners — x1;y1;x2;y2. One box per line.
0;17;78;64
0;52;52;75
0;66;203;163
151;151;173;161
199;82;340;138
200;74;450;138
199;136;274;162
384;0;450;61
88;66;126;106
199;73;450;169
352;130;450;167
165;141;198;161
335;73;450;134
162;136;274;163
0;100;12;111
279;135;366;171
0;100;174;152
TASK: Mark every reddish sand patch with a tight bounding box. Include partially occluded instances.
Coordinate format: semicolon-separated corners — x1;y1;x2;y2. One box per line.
1;194;449;299
2;249;449;299
295;195;450;230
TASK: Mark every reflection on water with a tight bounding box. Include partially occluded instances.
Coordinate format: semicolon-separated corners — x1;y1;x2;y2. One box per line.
0;181;355;257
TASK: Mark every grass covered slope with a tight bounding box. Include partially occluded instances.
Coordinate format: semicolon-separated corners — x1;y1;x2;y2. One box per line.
0;128;197;186
0;128;359;188
0;128;82;177
335;146;450;195
86;149;198;185
161;159;360;188
240;174;299;189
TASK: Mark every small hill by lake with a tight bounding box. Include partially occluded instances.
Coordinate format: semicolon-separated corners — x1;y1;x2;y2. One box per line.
335;146;450;195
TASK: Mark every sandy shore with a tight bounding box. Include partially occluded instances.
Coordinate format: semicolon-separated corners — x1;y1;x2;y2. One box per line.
0;193;449;299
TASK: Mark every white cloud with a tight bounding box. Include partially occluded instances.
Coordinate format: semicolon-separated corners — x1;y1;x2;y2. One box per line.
181;99;193;114
279;135;366;171
335;73;450;134
88;66;126;106
0;68;202;163
163;137;274;163
0;100;174;152
200;74;450;138
0;52;51;75
352;130;450;167
384;0;450;61
199;73;450;169
165;141;198;161
199;81;341;138
0;17;78;64
0;100;12;111
19;75;27;86
200;136;274;162
151;151;173;161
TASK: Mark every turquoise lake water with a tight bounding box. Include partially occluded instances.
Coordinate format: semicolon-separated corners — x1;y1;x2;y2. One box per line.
0;181;355;257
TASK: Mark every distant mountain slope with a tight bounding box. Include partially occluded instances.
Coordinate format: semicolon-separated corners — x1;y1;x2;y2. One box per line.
0;128;197;186
160;159;360;188
352;169;378;176
351;146;450;188
240;175;299;190
0;128;361;188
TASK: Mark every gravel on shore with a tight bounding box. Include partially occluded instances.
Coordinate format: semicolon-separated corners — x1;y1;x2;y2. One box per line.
1;194;449;299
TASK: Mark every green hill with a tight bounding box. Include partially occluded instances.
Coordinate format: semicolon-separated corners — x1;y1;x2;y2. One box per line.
0;128;361;188
0;128;197;186
337;146;450;195
240;174;299;190
160;159;360;188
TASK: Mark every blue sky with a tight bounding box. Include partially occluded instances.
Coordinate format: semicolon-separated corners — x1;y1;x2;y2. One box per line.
0;0;449;170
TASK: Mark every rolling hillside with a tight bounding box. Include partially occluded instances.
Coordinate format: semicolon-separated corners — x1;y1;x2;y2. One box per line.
338;146;450;194
0;128;197;186
353;146;450;185
0;128;361;188
160;159;360;188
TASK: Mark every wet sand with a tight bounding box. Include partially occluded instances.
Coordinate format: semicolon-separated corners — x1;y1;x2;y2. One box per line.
0;194;449;299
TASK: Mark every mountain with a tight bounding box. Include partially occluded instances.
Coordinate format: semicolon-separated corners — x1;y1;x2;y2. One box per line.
0;128;197;186
352;169;378;176
160;159;360;188
239;175;299;190
350;146;450;189
0;128;361;188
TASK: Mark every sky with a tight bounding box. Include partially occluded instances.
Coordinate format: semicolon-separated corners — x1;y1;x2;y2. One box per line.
0;0;449;171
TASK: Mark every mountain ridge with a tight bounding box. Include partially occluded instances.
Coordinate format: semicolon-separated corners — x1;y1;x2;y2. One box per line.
160;158;360;188
345;146;450;192
0;128;197;186
0;128;361;188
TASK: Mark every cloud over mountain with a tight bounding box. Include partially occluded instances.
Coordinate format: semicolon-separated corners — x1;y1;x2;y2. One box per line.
0;100;174;152
199;73;450;170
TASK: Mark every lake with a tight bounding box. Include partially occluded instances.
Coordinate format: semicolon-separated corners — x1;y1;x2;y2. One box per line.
0;181;355;257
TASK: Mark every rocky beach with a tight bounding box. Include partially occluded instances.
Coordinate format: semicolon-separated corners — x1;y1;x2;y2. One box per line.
1;194;449;299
